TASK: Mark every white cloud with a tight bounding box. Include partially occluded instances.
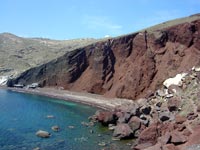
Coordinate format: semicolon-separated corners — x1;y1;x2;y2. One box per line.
82;15;123;36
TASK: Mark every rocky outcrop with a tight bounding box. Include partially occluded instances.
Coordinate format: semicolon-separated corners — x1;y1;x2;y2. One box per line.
7;14;200;100
92;67;200;149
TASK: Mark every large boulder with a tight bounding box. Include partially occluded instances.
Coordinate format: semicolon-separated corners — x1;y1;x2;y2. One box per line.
95;110;115;125
138;123;159;145
167;97;181;112
128;116;141;133
163;73;187;88
36;130;51;138
113;123;133;139
170;131;187;145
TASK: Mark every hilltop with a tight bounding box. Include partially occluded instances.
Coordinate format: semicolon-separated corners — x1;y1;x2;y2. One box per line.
0;32;97;76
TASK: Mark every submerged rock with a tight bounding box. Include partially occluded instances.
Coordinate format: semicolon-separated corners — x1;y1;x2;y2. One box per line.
51;125;60;132
46;115;55;119
36;130;51;138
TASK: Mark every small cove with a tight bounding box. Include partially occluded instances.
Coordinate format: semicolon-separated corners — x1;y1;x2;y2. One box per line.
0;89;132;150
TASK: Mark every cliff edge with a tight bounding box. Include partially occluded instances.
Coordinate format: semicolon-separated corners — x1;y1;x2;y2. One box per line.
8;14;200;100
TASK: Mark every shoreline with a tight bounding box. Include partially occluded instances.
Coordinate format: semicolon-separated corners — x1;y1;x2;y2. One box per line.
0;86;134;110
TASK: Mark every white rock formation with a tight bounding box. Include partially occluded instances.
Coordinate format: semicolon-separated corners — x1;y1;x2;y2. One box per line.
0;76;9;85
163;73;187;88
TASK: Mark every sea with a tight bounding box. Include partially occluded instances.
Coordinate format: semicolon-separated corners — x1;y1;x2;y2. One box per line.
0;89;131;150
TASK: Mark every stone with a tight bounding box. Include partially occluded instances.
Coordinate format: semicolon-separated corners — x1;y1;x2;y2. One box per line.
187;112;198;120
108;124;116;130
144;142;162;150
170;131;187;145
159;112;171;122
51;125;60;132
140;106;152;115
168;85;182;95
158;132;171;145
175;115;186;124
133;143;153;150
128;116;141;133
156;89;168;97
163;73;187;88
165;94;174;98
68;126;75;129
113;123;133;139
46;115;55;119
36;130;51;138
95;110;115;125
167;97;181;112
192;66;200;72
162;144;179;150
196;104;200;112
33;147;40;150
138;123;159;145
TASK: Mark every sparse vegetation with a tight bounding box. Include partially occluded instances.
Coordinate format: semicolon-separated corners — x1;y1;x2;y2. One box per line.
0;32;98;76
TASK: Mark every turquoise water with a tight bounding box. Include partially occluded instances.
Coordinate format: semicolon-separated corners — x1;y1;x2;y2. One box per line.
0;89;131;150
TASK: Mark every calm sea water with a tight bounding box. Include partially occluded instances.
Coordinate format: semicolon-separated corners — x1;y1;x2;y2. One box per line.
0;89;131;150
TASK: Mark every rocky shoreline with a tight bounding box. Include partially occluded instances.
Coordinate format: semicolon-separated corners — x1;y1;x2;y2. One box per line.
2;67;200;149
92;67;200;150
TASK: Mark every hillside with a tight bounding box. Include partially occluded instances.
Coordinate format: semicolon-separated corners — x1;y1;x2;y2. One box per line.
0;33;97;76
7;13;200;100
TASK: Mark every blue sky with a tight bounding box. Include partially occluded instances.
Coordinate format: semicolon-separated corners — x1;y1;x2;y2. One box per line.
0;0;200;39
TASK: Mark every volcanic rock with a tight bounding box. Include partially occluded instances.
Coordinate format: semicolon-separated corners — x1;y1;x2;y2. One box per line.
128;116;141;133
95;110;115;125
7;15;200;100
167;97;181;112
170;131;187;145
138;123;159;145
113;123;133;139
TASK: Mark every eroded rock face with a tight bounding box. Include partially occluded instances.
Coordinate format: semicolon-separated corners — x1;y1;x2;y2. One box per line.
8;18;200;100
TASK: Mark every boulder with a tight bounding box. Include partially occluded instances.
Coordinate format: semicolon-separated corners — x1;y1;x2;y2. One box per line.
46;115;55;119
138;123;159;145
163;73;187;88
167;97;181;112
158;132;171;145
187;112;198;120
51;125;60;132
156;89;168;97
113;123;133;139
170;131;187;145
95;110;115;125
33;147;40;150
144;142;162;150
128;116;141;133
175;115;186;124
159;112;171;122
108;124;116;130
36;130;51;138
184;126;200;146
140;106;152;115
133;143;153;150
162;144;179;150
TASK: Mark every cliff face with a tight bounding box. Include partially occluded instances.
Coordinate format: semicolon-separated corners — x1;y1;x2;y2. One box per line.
9;16;200;100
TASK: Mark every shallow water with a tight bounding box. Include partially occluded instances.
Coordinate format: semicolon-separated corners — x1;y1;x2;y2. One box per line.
0;89;132;150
